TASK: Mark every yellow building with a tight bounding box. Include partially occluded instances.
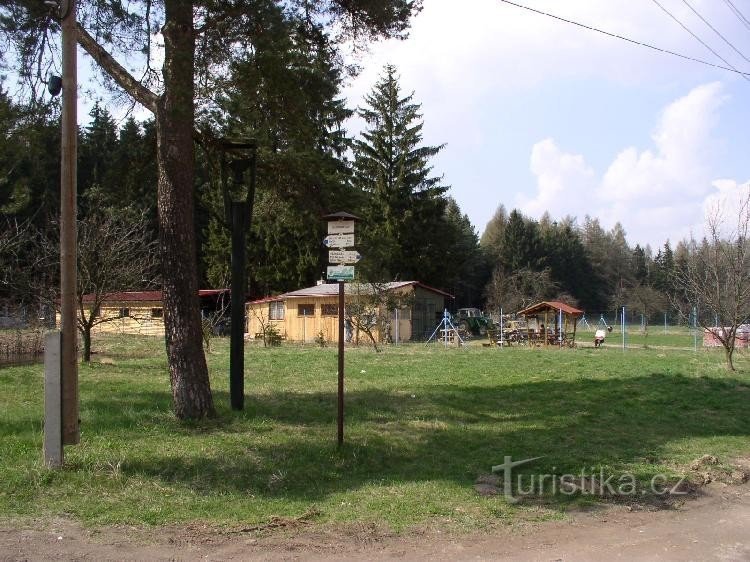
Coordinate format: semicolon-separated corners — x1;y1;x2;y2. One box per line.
68;289;230;336
247;281;451;344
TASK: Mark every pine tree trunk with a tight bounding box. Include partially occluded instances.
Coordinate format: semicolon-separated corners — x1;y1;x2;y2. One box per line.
157;0;214;419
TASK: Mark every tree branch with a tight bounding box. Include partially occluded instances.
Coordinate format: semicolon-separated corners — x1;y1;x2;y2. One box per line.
76;23;159;113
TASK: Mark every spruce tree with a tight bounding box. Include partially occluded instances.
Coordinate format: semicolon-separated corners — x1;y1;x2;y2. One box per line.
353;65;448;284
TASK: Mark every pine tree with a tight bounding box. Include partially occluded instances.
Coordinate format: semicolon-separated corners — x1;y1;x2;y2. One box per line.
353;65;448;284
499;210;544;273
199;15;355;295
480;205;508;265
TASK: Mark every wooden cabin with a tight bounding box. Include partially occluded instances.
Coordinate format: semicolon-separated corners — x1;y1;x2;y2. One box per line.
517;301;583;347
247;281;450;344
67;289;231;336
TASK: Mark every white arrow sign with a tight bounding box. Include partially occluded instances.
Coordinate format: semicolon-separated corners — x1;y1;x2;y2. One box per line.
327;220;355;235
323;233;355;248
329;250;362;264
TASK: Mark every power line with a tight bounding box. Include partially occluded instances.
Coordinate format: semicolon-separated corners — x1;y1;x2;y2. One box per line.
649;0;749;82
495;0;750;78
681;0;750;63
721;0;750;31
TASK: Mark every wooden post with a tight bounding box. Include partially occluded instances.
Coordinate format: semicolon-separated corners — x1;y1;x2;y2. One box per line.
60;0;79;445
337;281;345;446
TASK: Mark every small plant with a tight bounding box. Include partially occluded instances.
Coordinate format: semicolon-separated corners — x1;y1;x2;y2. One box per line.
263;323;282;347
314;330;327;347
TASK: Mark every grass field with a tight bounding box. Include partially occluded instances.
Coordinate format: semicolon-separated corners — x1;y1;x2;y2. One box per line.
1;335;749;532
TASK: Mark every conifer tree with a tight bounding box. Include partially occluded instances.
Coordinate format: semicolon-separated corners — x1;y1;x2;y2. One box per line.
353;65;448;285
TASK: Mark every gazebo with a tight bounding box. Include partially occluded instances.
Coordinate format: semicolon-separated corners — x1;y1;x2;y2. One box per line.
517;301;584;347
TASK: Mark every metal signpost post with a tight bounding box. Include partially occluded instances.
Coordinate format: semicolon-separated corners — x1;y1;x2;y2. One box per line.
322;212;361;447
220;140;257;411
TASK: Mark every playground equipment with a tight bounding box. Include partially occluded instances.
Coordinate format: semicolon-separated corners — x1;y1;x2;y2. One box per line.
426;309;464;347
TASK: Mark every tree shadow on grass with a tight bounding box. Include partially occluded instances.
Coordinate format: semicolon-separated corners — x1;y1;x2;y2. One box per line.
105;372;750;503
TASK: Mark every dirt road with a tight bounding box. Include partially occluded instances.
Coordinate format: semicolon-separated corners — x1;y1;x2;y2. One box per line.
2;481;749;561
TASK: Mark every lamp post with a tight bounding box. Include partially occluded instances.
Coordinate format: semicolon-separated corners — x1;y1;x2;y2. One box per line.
220;139;257;411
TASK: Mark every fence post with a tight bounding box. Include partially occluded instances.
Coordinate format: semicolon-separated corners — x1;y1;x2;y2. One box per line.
44;331;63;468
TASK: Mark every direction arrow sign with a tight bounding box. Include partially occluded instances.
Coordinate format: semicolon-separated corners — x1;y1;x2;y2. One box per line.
329;250;362;264
327;265;355;281
323;233;355;248
327;220;355;235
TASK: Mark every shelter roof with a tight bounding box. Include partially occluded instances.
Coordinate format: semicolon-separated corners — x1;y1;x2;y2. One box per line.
517;301;584;317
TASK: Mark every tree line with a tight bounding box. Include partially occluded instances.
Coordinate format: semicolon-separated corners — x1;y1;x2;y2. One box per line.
1;68;720;324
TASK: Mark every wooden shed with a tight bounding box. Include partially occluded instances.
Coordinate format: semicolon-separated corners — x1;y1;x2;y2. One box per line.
69;289;231;336
517;301;584;347
247;281;450;344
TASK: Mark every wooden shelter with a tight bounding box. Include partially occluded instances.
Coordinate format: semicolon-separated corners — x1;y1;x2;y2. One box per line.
517;301;584;347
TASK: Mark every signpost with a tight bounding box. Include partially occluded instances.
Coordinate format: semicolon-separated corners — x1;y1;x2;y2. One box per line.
323;234;354;248
327;220;355;235
322;212;361;447
328;250;362;264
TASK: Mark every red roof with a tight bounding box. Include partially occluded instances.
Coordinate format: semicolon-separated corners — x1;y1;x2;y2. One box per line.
517;301;584;317
248;295;284;305
82;289;229;303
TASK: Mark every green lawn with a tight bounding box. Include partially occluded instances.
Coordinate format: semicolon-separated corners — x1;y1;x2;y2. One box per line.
1;335;749;531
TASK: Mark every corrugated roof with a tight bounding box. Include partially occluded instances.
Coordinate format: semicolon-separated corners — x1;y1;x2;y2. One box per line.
278;281;452;299
517;301;584;316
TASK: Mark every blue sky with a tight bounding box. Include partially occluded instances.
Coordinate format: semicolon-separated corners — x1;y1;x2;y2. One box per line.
341;0;750;249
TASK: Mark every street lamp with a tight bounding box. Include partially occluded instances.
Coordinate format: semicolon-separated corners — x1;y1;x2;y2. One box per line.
219;139;257;411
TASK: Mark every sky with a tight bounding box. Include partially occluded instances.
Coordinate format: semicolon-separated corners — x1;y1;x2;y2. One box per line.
340;0;750;249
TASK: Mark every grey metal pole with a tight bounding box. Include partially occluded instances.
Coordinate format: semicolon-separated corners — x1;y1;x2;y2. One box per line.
60;0;79;446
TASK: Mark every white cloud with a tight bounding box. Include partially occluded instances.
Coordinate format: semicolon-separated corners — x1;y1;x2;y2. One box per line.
517;138;596;219
518;82;747;246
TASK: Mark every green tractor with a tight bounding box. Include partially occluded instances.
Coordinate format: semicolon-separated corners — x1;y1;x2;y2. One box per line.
452;308;494;337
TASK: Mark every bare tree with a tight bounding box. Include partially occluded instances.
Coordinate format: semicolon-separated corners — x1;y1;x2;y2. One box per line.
672;189;750;370
485;267;558;314
75;209;158;361
345;282;413;352
625;283;667;341
5;208;158;362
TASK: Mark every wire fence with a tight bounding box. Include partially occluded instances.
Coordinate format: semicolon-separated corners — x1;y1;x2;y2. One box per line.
576;309;749;350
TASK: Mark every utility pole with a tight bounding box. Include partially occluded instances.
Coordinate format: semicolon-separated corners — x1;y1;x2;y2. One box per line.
60;0;79;445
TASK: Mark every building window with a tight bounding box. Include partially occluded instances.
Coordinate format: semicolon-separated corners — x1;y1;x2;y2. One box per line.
321;304;338;316
151;308;163;318
269;301;284;320
298;304;315;316
119;307;130;318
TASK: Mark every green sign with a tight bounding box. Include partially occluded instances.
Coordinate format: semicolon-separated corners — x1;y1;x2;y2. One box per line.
327;265;355;281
